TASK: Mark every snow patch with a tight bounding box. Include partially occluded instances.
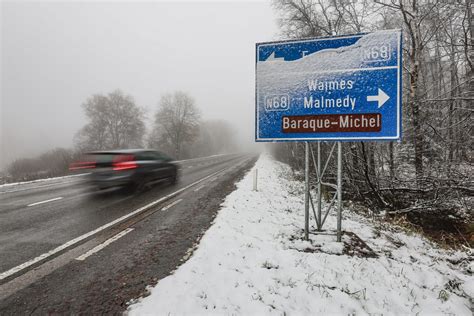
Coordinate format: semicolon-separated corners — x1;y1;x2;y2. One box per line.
129;154;472;315
0;172;89;188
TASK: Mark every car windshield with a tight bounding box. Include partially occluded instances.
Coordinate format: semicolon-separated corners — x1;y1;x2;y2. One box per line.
90;153;116;164
86;153;133;165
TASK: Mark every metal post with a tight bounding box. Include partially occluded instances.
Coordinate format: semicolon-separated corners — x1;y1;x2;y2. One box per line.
317;141;322;230
304;142;309;240
337;142;342;242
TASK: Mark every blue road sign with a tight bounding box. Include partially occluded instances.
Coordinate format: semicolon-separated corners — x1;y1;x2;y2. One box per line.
255;30;402;142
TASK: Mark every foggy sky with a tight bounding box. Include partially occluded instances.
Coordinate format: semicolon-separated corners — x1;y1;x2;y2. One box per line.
0;1;278;169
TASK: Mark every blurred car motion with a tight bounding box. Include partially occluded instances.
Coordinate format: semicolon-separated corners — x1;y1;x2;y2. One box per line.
70;149;178;191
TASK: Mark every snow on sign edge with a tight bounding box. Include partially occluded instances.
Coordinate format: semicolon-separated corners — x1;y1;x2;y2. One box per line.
255;29;402;142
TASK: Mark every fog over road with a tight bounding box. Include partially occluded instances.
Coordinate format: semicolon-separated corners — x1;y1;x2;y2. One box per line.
1;2;276;169
0;153;257;314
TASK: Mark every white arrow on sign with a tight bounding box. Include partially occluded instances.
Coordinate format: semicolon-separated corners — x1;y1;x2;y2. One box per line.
367;88;390;108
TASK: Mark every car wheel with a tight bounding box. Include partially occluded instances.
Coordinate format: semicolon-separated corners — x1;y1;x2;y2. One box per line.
127;180;145;193
170;169;178;185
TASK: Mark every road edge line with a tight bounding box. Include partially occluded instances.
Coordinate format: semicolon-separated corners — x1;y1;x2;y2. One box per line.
75;228;134;261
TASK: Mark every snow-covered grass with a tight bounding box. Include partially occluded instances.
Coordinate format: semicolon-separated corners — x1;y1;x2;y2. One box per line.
0;172;90;188
129;154;473;315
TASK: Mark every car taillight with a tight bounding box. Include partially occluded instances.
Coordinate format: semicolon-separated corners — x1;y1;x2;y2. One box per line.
113;154;137;171
69;161;96;170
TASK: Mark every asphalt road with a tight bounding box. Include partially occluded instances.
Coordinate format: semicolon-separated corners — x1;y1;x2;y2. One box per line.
0;153;257;314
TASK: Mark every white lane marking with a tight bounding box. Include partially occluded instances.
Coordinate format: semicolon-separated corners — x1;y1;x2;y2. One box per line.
187;165;193;169
75;228;134;261
194;185;205;192
27;197;63;207
161;199;182;211
0;163;235;281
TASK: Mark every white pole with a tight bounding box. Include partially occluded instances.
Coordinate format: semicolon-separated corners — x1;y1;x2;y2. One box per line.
253;168;258;191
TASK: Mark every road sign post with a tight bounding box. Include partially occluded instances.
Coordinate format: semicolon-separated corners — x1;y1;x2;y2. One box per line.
255;30;402;241
304;142;309;240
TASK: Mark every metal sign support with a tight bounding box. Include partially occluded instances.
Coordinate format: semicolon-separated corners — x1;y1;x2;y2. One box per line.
304;141;343;242
255;31;402;243
304;142;309;241
337;142;342;242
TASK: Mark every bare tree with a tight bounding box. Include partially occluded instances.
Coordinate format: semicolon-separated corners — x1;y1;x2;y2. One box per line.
271;0;473;244
148;91;200;159
376;0;441;182
273;0;341;37
75;90;145;151
273;0;378;38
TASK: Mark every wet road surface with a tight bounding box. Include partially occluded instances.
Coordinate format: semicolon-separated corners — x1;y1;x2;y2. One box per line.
0;153;257;314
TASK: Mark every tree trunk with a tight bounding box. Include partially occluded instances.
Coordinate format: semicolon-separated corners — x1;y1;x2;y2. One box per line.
368;143;376;180
389;142;395;179
447;41;457;174
410;54;423;182
467;0;474;98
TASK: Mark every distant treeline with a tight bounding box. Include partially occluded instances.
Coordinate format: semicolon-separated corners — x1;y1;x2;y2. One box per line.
2;148;79;183
2;90;238;184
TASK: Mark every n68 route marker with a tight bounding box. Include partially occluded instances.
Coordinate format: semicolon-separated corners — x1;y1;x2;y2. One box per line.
255;30;402;142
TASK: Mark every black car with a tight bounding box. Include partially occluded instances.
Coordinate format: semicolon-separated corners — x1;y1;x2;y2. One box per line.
70;149;178;191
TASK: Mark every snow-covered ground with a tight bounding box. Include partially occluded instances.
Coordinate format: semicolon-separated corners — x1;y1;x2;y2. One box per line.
129;154;473;315
0;172;89;188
